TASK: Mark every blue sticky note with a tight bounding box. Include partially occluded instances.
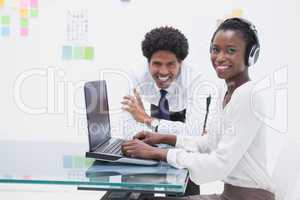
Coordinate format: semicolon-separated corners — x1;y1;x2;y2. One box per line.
63;155;72;168
73;46;83;59
62;45;72;60
1;27;10;37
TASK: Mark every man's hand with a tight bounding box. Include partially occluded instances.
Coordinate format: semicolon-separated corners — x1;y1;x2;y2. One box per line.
121;89;152;124
133;131;162;145
121;139;167;161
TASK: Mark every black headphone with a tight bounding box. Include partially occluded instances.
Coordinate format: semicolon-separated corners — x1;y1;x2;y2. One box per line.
210;17;260;66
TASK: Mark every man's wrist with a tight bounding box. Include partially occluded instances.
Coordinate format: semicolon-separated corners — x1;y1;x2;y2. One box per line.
144;117;160;132
144;115;152;126
150;118;160;132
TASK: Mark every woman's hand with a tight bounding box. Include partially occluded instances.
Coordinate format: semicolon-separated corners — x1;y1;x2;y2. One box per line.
121;139;167;161
135;131;177;146
133;131;163;145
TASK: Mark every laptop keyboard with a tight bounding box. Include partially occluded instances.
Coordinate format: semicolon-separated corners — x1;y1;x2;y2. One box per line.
100;138;125;155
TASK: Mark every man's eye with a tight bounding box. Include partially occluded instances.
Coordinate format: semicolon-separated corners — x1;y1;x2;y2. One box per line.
167;63;176;68
152;62;161;67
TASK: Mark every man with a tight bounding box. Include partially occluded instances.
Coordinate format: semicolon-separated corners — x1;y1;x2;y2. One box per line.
122;26;205;136
121;26;205;195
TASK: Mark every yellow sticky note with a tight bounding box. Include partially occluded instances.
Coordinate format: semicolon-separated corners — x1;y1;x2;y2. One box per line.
20;9;28;17
232;9;243;17
12;0;19;9
0;0;5;8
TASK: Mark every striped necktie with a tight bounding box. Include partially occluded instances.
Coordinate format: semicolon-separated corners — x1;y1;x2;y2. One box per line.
158;89;170;120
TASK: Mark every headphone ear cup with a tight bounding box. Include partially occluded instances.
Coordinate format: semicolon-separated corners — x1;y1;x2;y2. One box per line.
247;45;260;66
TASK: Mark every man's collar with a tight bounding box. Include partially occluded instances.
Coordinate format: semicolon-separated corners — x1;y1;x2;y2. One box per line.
153;76;181;95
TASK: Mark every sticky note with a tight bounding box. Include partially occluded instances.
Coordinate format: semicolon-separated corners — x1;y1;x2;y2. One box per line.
0;0;4;8
30;9;38;17
63;155;72;168
84;47;94;60
20;9;28;17
232;9;243;17
73;46;83;59
1;16;10;25
20;27;28;36
30;0;38;8
62;45;72;60
11;0;19;9
85;158;94;167
73;156;84;168
23;175;32;180
20;18;28;27
20;0;28;8
1;27;10;36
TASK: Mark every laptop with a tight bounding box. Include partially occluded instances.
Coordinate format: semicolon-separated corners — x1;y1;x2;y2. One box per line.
84;80;158;166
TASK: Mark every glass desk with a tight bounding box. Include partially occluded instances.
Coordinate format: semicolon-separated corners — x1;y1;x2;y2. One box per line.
0;140;188;199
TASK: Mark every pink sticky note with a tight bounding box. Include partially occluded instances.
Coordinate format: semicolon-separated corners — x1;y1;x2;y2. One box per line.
30;0;38;8
20;28;28;36
23;175;32;180
20;0;28;8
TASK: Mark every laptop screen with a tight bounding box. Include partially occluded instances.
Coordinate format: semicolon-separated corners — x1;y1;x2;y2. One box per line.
84;81;111;151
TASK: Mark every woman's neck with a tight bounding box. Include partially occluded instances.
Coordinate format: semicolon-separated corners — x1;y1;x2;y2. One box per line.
222;71;250;109
225;71;250;94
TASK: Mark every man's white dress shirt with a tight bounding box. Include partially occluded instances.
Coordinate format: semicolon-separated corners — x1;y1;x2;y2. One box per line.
122;63;207;139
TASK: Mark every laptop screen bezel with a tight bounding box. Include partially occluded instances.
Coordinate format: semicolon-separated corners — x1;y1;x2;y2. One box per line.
84;80;111;152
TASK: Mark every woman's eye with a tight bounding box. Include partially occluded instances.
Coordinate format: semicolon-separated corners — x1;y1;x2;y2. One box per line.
227;48;236;54
211;47;220;54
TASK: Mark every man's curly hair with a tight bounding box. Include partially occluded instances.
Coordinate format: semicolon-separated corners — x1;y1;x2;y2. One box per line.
142;26;189;62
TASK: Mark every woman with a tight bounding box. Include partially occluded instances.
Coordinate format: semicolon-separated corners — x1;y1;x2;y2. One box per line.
122;18;275;200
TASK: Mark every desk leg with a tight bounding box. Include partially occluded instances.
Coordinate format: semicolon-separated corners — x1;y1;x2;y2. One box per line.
100;191;143;200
